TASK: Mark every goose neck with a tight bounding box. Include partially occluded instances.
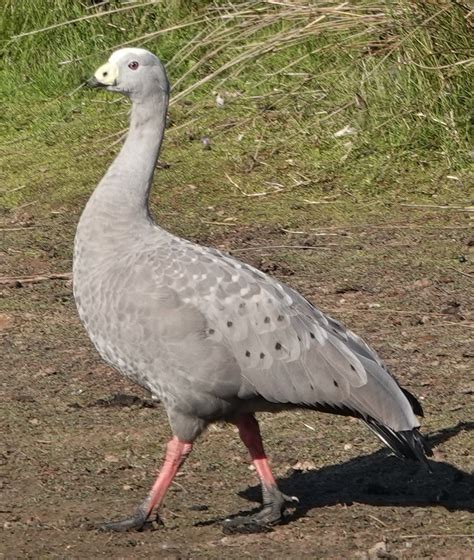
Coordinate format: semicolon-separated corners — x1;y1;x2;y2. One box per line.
89;90;168;223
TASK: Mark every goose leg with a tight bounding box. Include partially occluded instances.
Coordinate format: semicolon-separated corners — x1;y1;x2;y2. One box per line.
223;414;298;533
100;436;192;532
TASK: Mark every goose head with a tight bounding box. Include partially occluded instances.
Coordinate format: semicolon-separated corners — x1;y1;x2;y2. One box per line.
88;47;169;100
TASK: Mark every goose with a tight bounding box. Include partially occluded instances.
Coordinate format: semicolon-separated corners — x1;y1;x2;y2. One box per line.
74;47;431;533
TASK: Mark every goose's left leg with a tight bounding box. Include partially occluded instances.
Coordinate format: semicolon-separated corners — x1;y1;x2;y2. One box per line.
223;413;298;533
100;437;192;532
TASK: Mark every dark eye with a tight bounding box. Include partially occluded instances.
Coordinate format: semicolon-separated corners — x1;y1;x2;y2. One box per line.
128;61;139;70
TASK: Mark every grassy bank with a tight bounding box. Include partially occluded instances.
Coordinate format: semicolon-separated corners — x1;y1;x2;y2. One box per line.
1;1;472;231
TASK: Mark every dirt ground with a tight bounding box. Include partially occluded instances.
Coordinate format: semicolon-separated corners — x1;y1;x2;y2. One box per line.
1;208;473;559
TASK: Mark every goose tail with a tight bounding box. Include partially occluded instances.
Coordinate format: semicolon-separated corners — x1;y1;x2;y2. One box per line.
365;419;433;469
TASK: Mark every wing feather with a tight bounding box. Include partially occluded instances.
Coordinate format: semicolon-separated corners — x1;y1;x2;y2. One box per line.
155;239;417;430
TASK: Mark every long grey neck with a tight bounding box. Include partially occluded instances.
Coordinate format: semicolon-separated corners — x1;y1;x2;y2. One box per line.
86;90;168;225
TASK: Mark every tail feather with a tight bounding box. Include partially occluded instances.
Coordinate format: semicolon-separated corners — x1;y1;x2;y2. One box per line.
400;387;424;417
365;418;433;468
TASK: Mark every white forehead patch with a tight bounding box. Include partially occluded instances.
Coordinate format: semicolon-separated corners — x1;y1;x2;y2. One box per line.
109;47;150;64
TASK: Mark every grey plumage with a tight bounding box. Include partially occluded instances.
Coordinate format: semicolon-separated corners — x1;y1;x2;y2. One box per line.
73;48;431;531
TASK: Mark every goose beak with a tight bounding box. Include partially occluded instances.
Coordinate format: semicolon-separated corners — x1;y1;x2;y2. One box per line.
87;76;103;88
88;62;118;88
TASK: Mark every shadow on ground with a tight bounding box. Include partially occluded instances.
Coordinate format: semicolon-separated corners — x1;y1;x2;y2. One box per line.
230;422;474;523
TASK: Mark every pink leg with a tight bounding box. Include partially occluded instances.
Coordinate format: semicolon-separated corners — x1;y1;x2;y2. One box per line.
140;437;192;517
225;414;298;532
235;414;277;489
101;436;192;532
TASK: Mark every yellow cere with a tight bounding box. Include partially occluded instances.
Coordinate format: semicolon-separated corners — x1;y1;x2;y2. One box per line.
94;62;119;86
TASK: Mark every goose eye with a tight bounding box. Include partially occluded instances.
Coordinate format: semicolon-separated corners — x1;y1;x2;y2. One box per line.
128;61;139;70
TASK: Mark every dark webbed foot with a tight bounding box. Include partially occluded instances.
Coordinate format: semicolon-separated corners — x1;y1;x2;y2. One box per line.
98;509;151;532
223;486;298;534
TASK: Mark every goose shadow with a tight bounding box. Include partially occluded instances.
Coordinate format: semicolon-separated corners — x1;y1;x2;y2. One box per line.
235;421;474;519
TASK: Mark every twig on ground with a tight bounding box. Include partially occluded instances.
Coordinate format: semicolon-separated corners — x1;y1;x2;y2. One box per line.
400;534;474;539
345;308;450;316
66;82;86;97
448;266;473;279
1;185;27;194
294;224;471;231
230;245;333;253
367;514;388;528
303;199;341;205
281;228;340;236
98;127;128;143
1;226;39;232
12;201;38;211
0;273;72;287
225;173;284;197
167;117;199;134
441;322;474;328
101;132;128;153
200;220;239;227
400;204;473;212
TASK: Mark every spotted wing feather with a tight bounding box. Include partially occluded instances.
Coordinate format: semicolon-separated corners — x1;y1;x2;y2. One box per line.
155;239;417;431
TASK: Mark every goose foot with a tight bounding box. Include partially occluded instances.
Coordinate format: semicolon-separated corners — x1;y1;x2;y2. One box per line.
98;509;160;532
222;487;298;534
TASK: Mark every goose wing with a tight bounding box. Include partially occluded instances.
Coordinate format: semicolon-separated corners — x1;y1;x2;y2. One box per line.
157;239;418;431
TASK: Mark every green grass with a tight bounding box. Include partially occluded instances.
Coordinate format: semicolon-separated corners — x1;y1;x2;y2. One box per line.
1;0;472;232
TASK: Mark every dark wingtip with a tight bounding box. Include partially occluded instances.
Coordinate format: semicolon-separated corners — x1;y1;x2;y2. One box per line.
401;428;433;461
401;387;425;417
365;419;432;469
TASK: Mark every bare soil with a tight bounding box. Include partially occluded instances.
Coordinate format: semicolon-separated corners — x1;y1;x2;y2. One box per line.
1;209;473;559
